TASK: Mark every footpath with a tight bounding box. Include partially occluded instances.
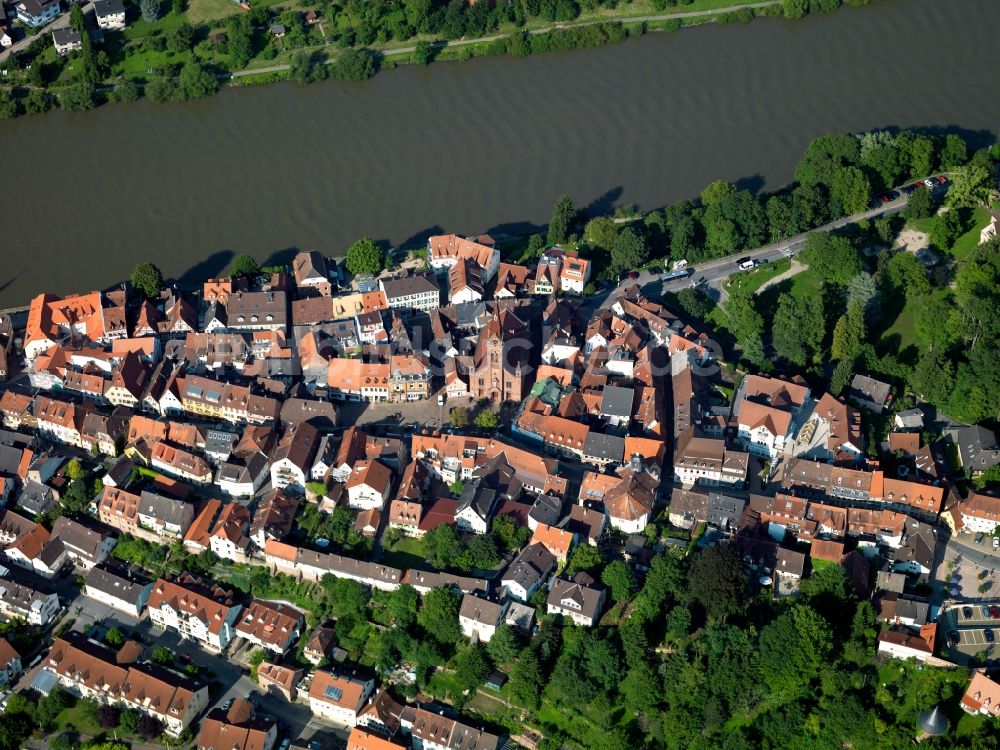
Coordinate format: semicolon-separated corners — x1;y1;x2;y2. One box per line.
229;1;782;79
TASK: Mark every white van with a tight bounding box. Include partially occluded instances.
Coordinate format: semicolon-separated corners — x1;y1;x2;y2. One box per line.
738;258;756;271
671;259;688;271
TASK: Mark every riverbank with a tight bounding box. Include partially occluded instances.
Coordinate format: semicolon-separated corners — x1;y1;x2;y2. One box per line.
0;0;873;118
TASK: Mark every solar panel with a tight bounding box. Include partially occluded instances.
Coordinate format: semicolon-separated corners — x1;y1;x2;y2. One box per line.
324;685;343;701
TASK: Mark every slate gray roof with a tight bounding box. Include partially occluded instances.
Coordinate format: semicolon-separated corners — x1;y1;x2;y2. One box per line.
85;563;151;602
51;516;114;563
204;429;238;459
582;432;625;463
381;273;439;300
138;490;191;525
775;547;805;578
502;542;556;592
457;476;499;523
547;575;604;622
459;594;506;626
528;494;563;527
94;0;125;16
52;27;81;45
706;492;746;531
599;386;634;419
18;480;56;516
957;425;1000;476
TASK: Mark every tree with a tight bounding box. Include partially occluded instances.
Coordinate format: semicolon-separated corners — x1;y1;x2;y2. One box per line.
98;703;121;729
911;350;954;405
687;546;747;621
119;709;141;734
226;14;254;69
140;0;161;22
946;164;995;207
846;271;880;321
345;237;385;275
65;458;86;480
930;208;966;250
230;253;259;278
723;288;764;344
331;48;379;81
454;643;492;693
908;134;935;178
0;88;16;119
883;251;930;299
486;624;519;664
700;179;736;207
675;287;715;320
565;543;603;576
448;406;469;429
130;262;163;299
417;586;461;644
413;40;436;65
423;525;462;569
473;410;499;430
830;300;866;362
610;227;648;272
151;645;174;665
104;626;125;648
167;22;195;54
177;63;218;101
387;584;418;627
903;186;934;219
144;77;177;103
913;291;962;353
940;133;968;168
584;216;618;250
783;0;807;18
759;605;832;694
330;577;368;619
508;648;543;708
771;293;824;366
248;648;266;680
601;559;636;602
547;194;576;245
830;166;871;214
799;232;862;285
448;480;465;497
491;513;529;551
137;714;162;739
60;83;96;113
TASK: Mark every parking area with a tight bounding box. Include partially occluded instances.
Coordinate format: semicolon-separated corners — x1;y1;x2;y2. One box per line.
939;602;1000;665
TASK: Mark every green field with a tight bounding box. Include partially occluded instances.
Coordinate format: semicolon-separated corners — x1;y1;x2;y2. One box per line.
380;534;426;571
725;257;792;296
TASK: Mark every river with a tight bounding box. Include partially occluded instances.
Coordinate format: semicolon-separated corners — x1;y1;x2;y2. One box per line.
0;0;996;307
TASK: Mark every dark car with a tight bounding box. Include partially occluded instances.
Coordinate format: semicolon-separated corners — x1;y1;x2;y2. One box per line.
963;606;974;619
948;630;960;646
991;605;1000;619
986;628;996;644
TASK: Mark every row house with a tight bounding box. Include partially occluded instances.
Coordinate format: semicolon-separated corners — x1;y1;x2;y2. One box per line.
673;431;749;489
105;351;151;408
183;332;250;372
45;633;209;735
150;442;213;484
182;374;280;425
389;355;432;401
97;486;141;534
34;395;88;447
148;574;243;652
403;705;501;750
81;411;126;457
400;569;489;597
379;273;440;315
226;291;288;333
264;540;403;591
325;359;391;402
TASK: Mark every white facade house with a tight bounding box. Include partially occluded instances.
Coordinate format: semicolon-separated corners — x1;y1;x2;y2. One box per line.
345;460;393;511
307;670;374;726
94;0;127;30
959;492;1000;535
147;577;243;652
0;578;61;625
83;565;153;619
458;595;508;643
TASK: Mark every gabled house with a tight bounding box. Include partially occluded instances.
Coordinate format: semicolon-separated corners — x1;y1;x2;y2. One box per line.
459;594;508;643
147;574;243;652
546;572;605;626
270;422;320;493
235;599;305;655
500;542;556;602
308;669;375;726
346;460;393;511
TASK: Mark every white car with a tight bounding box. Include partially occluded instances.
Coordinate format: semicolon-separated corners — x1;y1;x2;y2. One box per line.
993;536;999;551
923;178;936;188
437;394;444;406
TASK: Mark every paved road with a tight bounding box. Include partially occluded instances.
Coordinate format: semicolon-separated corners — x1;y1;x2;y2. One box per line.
230;1;781;79
655;179;951;301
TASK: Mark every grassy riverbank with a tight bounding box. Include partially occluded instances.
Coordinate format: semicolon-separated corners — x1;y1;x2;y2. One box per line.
0;0;880;117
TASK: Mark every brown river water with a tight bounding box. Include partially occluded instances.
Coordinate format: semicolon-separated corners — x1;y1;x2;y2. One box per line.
0;0;997;306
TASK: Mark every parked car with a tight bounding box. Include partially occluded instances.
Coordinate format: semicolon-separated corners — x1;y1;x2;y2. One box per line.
983;605;993;619
991;605;1000;619
963;606;974;619
924;178;936;188
948;630;960;646
879;193;892;204
935;175;948;185
976;533;985;544
627;271;639;280
986;628;996;644
994;536;999;551
222;698;234;711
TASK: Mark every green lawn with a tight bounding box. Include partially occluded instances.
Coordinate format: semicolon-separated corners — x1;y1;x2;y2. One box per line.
876;300;919;364
380;535;427;571
54;701;100;734
724;258;791;296
951;206;992;261
755;265;824;321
